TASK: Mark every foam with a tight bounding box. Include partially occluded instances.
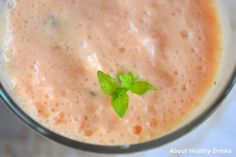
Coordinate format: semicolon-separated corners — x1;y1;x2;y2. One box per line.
0;0;222;145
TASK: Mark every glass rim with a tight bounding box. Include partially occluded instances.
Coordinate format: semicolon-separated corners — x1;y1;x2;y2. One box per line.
0;66;235;154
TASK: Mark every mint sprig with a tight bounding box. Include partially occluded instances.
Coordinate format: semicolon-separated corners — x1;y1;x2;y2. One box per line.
97;71;157;118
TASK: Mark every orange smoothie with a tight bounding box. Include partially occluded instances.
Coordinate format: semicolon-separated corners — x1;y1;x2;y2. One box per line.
2;0;221;145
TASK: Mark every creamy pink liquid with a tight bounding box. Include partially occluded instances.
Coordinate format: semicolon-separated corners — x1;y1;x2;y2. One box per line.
3;0;221;145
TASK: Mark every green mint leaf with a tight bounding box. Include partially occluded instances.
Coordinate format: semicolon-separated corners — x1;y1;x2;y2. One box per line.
118;72;134;90
130;80;157;95
112;88;129;118
97;70;157;118
97;71;120;96
129;72;139;81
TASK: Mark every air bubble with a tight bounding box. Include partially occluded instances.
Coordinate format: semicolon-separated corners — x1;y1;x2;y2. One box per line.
110;139;115;143
84;78;89;82
83;116;88;120
87;34;92;40
197;66;203;71
92;82;97;87
139;18;145;24
182;84;187;91
199;57;203;61
191;48;197;53
109;68;114;73
198;36;202;41
149;118;158;127
169;110;174;116
119;47;125;53
74;116;80;122
136;116;141;121
57;112;66;123
180;30;189;38
174;70;178;76
115;62;119;67
49;107;55;112
143;10;151;16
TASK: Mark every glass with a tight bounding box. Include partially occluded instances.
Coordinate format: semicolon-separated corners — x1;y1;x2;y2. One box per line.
0;0;235;154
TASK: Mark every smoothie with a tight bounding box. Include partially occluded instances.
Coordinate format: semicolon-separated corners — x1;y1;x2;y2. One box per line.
1;0;221;145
